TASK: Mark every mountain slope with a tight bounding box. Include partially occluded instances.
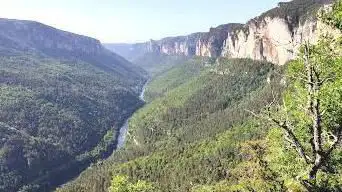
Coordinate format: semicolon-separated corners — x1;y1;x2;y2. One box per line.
0;18;146;81
57;57;285;192
0;18;147;191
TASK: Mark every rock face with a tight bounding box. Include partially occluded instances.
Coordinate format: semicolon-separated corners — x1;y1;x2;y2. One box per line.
106;0;334;65
221;17;320;65
196;24;243;57
104;24;242;61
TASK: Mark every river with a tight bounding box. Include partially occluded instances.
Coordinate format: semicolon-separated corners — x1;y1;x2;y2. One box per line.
116;81;148;149
32;81;150;191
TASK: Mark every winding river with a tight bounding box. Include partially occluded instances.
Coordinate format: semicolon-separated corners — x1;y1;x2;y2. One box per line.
116;81;148;149
32;81;150;191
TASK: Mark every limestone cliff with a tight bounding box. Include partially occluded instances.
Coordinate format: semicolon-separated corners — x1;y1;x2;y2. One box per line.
104;24;242;61
222;0;338;65
221;17;321;65
105;0;334;65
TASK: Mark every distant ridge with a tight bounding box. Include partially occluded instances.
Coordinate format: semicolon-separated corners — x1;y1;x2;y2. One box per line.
105;0;333;65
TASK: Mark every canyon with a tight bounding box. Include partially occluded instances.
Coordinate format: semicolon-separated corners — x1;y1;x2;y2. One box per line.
105;0;334;65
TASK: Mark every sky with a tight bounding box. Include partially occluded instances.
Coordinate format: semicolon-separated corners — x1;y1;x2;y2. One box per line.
0;0;287;43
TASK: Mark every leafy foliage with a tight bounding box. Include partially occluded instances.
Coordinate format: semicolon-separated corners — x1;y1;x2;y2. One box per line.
322;0;342;30
247;3;342;191
108;175;154;192
256;0;333;26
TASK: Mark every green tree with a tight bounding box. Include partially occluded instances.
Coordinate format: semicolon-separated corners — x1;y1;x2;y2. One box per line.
264;1;342;190
322;0;342;30
108;175;154;192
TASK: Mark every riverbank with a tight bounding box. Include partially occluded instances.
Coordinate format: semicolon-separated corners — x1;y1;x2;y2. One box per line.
116;80;149;149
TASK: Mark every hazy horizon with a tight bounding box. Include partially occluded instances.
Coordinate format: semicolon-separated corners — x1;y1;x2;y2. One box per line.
0;0;290;43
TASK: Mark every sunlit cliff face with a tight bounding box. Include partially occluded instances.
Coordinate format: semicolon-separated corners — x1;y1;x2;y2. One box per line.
144;17;323;65
133;10;339;65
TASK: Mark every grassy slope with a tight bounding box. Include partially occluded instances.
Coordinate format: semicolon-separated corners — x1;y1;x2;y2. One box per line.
58;58;285;192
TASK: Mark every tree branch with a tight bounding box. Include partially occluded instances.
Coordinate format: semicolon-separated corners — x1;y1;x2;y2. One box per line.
245;109;312;164
326;127;342;157
270;118;312;164
309;127;340;179
318;76;335;86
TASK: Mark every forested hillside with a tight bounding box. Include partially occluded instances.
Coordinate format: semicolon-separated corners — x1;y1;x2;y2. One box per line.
59;1;342;191
0;19;147;191
57;57;285;191
144;57;214;101
130;53;190;76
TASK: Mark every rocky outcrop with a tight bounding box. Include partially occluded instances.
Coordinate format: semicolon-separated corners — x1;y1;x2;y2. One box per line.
106;0;334;65
221;17;321;65
145;24;243;58
195;24;243;57
105;24;242;61
147;32;203;56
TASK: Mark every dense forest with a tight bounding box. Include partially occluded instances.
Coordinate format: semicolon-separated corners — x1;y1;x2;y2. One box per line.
0;20;147;191
57;57;285;192
58;1;342;192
